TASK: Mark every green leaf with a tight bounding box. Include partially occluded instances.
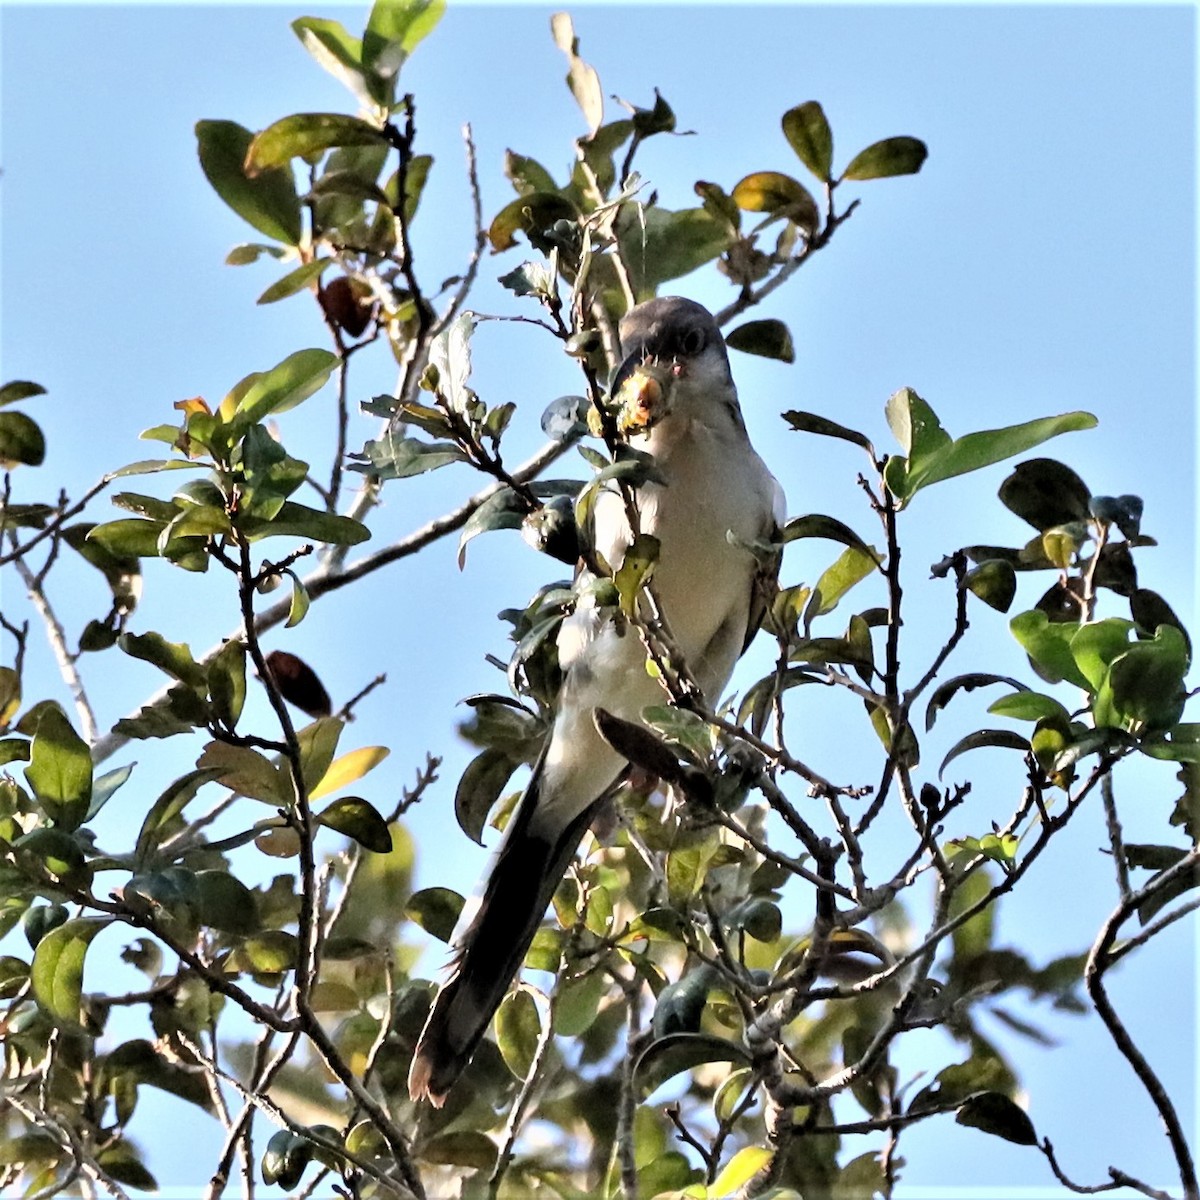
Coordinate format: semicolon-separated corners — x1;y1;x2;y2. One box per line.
25;706;93;830
261;1130;311;1189
196;741;288;804
496;988;542;1080
1131;589;1192;658
843;135;928;180
24;903;69;949
394;152;434;222
0;956;31;1000
1070;618;1136;692
619;205;735;297
725;318;796;363
965;559;1017;612
551;11;603;135
987;691;1071;724
711;1146;772;1198
349;431;467;480
238;930;299;975
135;768;224;866
0;411;46;467
256;258;332;305
225;242;288;266
0;737;30;766
455;748;520;845
405;886;463;942
364;0;445;78
419;1131;498;1172
725;896;782;943
553;969;608;1037
309;169;390;206
782;513;872;555
239;500;370;546
939;729;1031;779
887;394;1098;506
112;457;204;478
955;1091;1037;1145
1010;610;1091;689
14;827;88;886
505;149;558;195
296;717;343;794
87;762;135;820
0;379;47;407
291;16;375;107
1125;843;1189;871
195;119;302;244
1107;624;1189;729
782;101;834;181
1141;725;1200;764
457;487;529;568
730;171;818;232
998;458;1093;531
114;693;205;741
208;638;247;729
814;544;882;615
193;870;260;934
0;501;54;529
635;1032;752;1097
641;705;715;762
31;917;111;1028
0;665;20;728
499;259;556;299
651;969;715;1038
119;630;206;687
245;113;387;175
885;385;949;463
96;1144;158;1191
783;409;875;455
234;348;338;424
318;796;393;853
286;574;311;628
925;673;1028;731
487;192;578;253
576;449;663;532
614;532;660;616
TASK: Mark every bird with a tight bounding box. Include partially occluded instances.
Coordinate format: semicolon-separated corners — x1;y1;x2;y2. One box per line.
407;295;786;1106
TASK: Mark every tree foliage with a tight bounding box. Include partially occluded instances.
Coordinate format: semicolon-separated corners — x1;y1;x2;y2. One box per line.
1;3;1196;1199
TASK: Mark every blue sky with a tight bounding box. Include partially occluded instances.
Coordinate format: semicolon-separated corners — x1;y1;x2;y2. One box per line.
1;2;1197;1195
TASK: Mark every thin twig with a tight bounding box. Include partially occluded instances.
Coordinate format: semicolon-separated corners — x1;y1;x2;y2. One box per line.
10;549;99;742
1085;855;1200;1200
1100;771;1131;900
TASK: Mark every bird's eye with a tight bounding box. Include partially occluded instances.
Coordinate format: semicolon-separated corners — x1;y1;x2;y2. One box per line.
680;327;705;356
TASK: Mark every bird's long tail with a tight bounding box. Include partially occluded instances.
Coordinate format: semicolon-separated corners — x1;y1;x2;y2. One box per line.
407;768;599;1106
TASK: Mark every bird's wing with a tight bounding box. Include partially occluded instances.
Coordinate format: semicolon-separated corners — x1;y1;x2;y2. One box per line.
741;474;787;654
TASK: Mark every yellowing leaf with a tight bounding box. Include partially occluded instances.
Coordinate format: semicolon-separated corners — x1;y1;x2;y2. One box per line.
309;745;390;801
710;1145;772;1197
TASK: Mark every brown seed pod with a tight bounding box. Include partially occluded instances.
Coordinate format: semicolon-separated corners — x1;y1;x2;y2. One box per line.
319;275;374;338
265;649;333;718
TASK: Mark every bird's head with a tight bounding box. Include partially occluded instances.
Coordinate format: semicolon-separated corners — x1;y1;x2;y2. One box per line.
610;297;736;435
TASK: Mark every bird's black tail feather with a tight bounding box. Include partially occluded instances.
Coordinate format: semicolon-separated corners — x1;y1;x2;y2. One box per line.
407;773;599;1105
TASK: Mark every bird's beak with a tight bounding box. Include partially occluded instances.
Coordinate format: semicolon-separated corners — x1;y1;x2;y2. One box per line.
609;347;647;401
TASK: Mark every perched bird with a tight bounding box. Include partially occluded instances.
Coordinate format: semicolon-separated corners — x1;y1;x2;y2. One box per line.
408;296;786;1106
